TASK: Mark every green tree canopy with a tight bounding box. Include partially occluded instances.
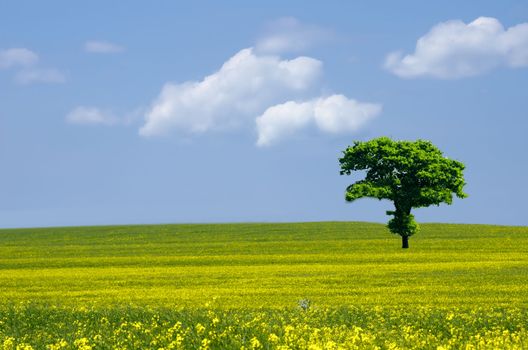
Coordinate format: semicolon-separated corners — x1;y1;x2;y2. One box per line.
339;137;467;248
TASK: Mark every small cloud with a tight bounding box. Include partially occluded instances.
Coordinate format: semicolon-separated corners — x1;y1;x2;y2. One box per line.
255;100;315;147
385;17;528;79
255;17;332;54
66;106;117;125
313;94;382;133
256;95;381;147
139;48;322;137
1;48;65;85
84;40;125;54
14;68;66;85
0;48;39;69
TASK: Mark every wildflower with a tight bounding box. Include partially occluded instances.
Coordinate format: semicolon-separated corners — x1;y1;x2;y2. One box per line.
46;339;68;350
199;338;210;350
73;338;92;350
284;325;295;333
196;323;206;334
3;337;15;350
268;333;280;343
249;337;262;349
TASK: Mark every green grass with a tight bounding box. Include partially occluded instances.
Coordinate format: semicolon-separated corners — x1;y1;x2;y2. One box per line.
1;222;527;308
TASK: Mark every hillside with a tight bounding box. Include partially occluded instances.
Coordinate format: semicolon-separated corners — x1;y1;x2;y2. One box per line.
1;222;527;308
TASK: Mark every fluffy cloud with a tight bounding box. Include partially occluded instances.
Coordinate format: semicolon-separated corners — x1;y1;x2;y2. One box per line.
0;48;38;69
255;17;331;54
256;95;381;147
140;48;322;137
255;100;314;147
385;17;528;79
66;106;117;125
75;19;379;145
314;95;382;133
15;68;66;85
84;40;124;53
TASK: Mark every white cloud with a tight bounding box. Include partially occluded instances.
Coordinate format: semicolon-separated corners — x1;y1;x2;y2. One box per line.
256;95;382;147
0;48;38;69
1;48;65;85
385;17;528;79
139;48;322;137
313;94;382;133
255;100;315;147
14;68;66;85
256;17;331;54
84;40;124;53
73;20;378;145
66;106;117;125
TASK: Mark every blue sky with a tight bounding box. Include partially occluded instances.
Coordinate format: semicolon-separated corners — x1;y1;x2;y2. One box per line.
1;1;527;228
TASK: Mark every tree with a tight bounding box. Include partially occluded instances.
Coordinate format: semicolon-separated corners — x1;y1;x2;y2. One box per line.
339;137;467;248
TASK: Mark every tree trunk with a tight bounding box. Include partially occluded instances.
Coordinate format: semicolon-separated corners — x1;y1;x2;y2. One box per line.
401;235;409;249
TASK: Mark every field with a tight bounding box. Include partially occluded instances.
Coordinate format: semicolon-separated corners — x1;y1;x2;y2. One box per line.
0;222;527;349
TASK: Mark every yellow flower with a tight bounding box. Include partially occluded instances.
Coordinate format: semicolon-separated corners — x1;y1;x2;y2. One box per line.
46;339;68;350
284;325;295;333
307;345;323;350
3;337;15;350
196;323;206;334
249;337;262;349
73;338;92;350
15;344;34;350
268;333;280;343
199;338;210;350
